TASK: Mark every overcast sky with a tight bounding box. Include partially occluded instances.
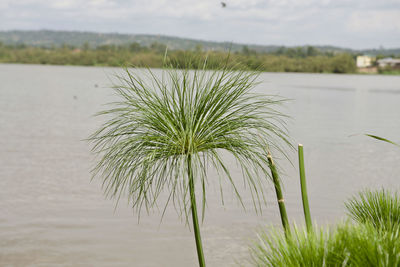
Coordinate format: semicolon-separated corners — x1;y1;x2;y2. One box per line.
1;0;400;49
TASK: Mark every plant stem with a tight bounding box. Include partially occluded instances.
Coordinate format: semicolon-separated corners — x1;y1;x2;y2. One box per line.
298;144;312;232
188;154;206;267
267;152;290;236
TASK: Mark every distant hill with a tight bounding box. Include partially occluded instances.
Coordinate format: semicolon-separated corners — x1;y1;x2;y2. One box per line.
0;30;399;56
0;30;280;52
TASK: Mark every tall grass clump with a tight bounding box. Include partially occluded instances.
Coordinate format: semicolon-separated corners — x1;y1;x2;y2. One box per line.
251;225;346;266
251;223;400;267
345;189;400;231
89;61;291;266
336;223;400;267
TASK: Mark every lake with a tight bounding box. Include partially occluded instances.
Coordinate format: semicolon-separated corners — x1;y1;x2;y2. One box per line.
1;64;399;266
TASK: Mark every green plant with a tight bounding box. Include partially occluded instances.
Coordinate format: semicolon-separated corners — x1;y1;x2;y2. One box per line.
345;189;400;231
89;62;290;266
298;144;312;232
365;134;400;148
0;41;360;74
267;152;290;236
251;224;345;267
336;223;400;267
250;223;400;267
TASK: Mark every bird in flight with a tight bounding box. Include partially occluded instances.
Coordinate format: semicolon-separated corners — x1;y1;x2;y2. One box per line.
221;2;226;8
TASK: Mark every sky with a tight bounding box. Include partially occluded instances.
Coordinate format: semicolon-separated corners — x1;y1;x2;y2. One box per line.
1;0;400;49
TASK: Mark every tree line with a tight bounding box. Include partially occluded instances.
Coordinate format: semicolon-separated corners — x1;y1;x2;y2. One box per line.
0;41;357;73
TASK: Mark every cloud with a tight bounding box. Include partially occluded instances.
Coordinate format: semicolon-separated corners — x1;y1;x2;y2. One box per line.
349;10;400;32
0;0;399;49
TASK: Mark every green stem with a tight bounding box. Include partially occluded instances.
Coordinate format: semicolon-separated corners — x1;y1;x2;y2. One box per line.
267;152;290;236
188;155;206;267
298;144;312;232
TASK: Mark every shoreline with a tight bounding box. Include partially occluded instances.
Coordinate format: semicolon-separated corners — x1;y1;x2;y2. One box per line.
1;62;399;76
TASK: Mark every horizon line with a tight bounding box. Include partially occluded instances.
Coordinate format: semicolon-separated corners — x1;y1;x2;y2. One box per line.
1;28;400;51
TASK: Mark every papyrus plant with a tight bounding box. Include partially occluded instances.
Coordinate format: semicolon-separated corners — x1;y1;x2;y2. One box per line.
89;62;290;266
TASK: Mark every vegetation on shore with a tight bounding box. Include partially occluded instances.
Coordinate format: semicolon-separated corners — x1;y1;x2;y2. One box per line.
0;41;358;73
378;69;400;75
2;30;400;57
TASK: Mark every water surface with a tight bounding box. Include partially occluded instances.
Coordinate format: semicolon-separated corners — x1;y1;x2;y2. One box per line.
1;64;400;266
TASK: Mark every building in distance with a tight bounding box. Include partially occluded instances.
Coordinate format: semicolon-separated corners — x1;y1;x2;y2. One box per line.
356;55;374;68
377;58;400;69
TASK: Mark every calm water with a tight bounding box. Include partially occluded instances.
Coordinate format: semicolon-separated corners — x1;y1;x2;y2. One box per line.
1;64;399;266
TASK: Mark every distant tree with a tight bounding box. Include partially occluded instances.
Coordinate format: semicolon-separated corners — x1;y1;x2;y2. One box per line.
306;46;318;57
15;43;27;49
242;45;256;56
97;45;111;51
82;42;90;51
61;44;72;50
330;54;356;73
150;42;167;54
129;42;142;53
194;44;203;53
285;47;306;58
242;45;250;55
275;46;286;55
